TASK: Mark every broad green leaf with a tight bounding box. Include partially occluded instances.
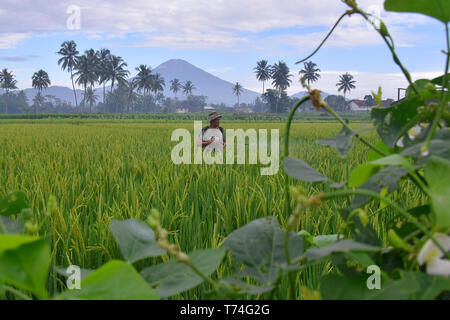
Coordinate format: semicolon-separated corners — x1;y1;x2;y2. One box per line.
0;234;39;254
425;156;450;228
370;154;413;171
312;234;342;248
352;166;409;208
431;74;449;88
401;271;450;299
0;282;4;299
371;95;424;148
221;277;275;295
109;219;165;263
306;240;379;261
320;273;419;300
223;217;303;284
59;260;158;300
0;237;50;299
401;128;450;164
316;125;364;158
141;248;225;298
283;157;328;182
385;0;450;23
368;141;392;162
348;164;379;188
0;192;28;217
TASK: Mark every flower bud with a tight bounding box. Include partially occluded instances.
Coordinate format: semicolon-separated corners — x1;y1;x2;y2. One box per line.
175;252;190;264
24;221;39;234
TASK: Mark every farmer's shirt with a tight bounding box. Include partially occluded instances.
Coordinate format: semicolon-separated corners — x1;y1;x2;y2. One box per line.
198;126;226;152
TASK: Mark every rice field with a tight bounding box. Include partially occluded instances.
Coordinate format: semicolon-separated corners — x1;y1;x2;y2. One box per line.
0;119;427;299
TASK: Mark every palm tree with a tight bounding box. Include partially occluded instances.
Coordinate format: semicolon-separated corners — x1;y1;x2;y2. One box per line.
182;81;196;97
336;73;356;98
96;48;111;112
0;68;18;114
73;53;98;112
299;61;321;85
151;73;165;95
232;82;243;108
170;78;182;99
83;87;99;113
31;70;51;114
108;55;129;97
271;61;293;113
254;60;271;95
56;40;79;110
125;81;139;113
134;65;152;96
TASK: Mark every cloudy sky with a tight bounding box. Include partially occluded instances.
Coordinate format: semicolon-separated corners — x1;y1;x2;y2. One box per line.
0;0;446;99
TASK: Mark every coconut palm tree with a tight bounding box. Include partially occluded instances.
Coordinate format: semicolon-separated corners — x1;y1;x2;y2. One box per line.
56;40;79;110
336;73;356;98
0;68;18;114
170;78;182;99
299;61;321;85
254;60;271;95
125;81;139;113
96;48;111;112
108;55;129;97
134;64;152;96
232;82;243;108
271;61;293;113
31;69;51;114
151;73;165;95
73;53;98;112
83;87;99;113
182;81;196;97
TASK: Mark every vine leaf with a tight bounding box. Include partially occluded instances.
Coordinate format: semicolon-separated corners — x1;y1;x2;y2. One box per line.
140;248;225;298
316;125;365;158
351;166;409;208
59;260;158;300
384;0;450;24
109;219;165;263
425;156;450;229
0;236;50;299
306;239;379;261
224;217;303;284
283;157;328;182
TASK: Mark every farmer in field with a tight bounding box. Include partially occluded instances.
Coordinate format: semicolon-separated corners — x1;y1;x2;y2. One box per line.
197;111;226;152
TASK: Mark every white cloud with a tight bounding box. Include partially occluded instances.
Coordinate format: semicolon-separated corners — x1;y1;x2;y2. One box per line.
0;33;30;49
0;0;440;50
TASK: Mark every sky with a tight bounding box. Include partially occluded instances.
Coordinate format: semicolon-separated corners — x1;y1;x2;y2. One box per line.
0;0;447;99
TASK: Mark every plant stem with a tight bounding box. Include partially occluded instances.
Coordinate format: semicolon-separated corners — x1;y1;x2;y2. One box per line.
283;95;311;216
4;285;33;300
283;95;311;300
323;103;387;156
322;189;450;260
185;260;218;289
422;23;450;154
296;12;353;64
356;10;417;93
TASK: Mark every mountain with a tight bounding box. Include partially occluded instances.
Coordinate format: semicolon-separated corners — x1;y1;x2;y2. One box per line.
20;86;84;106
153;59;260;105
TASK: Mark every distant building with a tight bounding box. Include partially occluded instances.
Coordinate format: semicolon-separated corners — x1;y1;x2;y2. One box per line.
203;106;215;111
349;100;370;112
175;108;189;114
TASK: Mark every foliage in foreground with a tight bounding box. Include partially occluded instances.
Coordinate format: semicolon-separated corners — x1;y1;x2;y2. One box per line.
1;0;449;299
